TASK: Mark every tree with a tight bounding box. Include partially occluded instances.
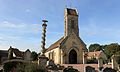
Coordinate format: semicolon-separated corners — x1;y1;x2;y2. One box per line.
88;43;120;59
104;43;120;59
31;51;38;61
88;44;102;52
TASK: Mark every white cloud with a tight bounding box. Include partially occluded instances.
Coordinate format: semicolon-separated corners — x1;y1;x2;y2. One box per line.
0;37;3;40
25;9;31;12
0;21;25;28
0;21;40;33
0;21;41;48
0;45;9;50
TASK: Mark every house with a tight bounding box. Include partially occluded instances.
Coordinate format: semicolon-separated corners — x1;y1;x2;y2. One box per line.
23;49;32;61
8;46;32;61
86;51;107;63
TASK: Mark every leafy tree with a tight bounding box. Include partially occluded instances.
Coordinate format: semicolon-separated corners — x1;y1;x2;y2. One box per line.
104;43;120;59
31;51;38;61
88;44;102;52
88;43;120;59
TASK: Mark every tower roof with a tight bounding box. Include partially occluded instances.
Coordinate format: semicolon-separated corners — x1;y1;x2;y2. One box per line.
66;8;78;16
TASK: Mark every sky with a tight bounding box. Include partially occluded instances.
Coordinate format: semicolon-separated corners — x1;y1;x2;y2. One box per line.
0;0;120;52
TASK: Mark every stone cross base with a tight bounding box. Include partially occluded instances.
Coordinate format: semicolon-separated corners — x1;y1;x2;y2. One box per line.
38;55;48;69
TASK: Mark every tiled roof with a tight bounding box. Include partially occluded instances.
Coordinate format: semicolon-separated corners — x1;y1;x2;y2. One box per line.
66;8;78;16
10;48;24;57
87;51;102;58
25;49;31;52
45;37;65;52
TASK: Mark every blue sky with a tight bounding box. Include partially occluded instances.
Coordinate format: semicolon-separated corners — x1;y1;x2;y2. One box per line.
0;0;120;52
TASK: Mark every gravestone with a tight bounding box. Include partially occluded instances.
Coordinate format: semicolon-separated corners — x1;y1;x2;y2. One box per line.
48;59;56;67
85;66;96;72
103;67;117;72
38;55;48;65
63;66;79;72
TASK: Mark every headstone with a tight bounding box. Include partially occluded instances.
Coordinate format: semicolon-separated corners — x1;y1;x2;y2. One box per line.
63;66;79;72
103;67;117;72
48;59;56;67
38;55;48;69
85;66;96;72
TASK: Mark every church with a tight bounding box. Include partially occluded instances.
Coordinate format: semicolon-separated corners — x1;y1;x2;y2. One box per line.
45;8;87;64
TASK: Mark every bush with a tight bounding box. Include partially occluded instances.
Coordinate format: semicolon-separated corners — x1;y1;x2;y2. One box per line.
3;61;17;72
3;61;46;72
16;63;46;72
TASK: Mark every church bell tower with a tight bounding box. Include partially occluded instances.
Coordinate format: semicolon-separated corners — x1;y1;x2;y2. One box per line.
64;8;79;37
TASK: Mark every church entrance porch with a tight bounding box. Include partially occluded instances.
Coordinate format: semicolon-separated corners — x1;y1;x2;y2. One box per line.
69;49;77;64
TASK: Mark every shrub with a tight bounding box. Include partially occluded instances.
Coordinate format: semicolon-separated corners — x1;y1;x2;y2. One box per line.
3;61;17;72
16;63;46;72
3;61;46;72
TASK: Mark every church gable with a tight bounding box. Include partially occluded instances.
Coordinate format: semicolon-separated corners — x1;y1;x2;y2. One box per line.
61;32;86;51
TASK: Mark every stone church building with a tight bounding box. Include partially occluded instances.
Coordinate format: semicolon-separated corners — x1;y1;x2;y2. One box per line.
45;8;87;64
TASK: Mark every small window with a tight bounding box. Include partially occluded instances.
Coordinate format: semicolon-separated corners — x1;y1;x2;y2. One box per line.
71;20;75;29
52;51;54;60
49;53;50;59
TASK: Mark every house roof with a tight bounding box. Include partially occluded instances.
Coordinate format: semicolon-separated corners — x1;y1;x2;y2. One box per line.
87;51;102;58
66;8;78;16
25;49;31;52
10;48;24;57
45;37;65;52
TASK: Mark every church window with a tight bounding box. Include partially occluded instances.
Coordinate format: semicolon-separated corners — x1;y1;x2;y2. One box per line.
52;51;54;60
71;20;75;29
49;53;50;59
